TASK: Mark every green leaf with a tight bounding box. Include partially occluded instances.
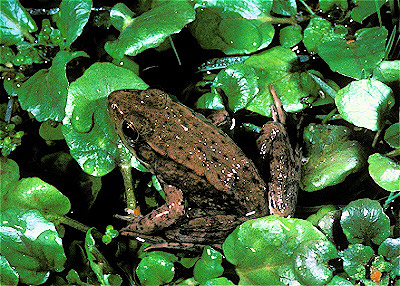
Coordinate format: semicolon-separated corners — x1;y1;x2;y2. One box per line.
0;208;66;285
340;198;390;245
303;17;334;54
105;1;195;59
201;277;235;286
0;157;19;196
39;121;64;141
384;122;400;148
325;275;354;285
335;79;394;131
191;7;274;55
319;0;348;12
301;124;366;192
350;0;386;23
319;27;388;79
1;177;71;215
194;0;274;18
54;0;92;48
223;215;338;285
280;25;302;47
378;238;400;277
62;62;148;176
195;92;225;110
16;50;88;122
0;0;37;45
110;3;135;31
339;244;374;280
137;251;177;286
272;0;297;16
0;255;19;286
193;246;224;283
368;153;400;192
373;60;400;82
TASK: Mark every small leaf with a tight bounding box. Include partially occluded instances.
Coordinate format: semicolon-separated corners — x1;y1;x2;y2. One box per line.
2;177;71;216
335;79;394;131
201;277;235;286
319;27;388;79
110;3;135;31
54;0;92;47
223;215;337;285
368;153;400;192
193;246;224;283
62;62;148;176
319;0;348;12
0;157;20;195
340;198;390;245
279;24;302;47
384;122;400;148
39;121;64;141
0;0;37;45
16;50;88;122
0;208;66;285
303;17;333;53
373;60;400;82
350;0;386;23
339;244;374;280
195;92;225;110
301;124;366;192
378;238;400;277
0;255;19;286
137;251;177;286
105;1;195;59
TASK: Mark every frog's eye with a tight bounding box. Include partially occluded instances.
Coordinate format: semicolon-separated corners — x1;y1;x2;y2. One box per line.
121;120;140;144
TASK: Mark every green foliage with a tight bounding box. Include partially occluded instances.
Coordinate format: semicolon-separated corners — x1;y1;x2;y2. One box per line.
301;124;366;191
0;208;66;285
0;0;398;284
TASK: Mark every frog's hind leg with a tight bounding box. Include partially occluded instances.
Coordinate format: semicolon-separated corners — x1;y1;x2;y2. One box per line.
118;185;185;234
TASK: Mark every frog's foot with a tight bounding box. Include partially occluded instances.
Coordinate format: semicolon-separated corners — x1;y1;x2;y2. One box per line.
269;84;286;125
119;185;185;234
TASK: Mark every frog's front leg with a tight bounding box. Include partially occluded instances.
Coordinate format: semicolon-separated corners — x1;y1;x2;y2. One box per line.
118;185;185;235
256;84;301;217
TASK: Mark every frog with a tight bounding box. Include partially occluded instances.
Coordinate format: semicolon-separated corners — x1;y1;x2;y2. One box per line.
107;86;300;251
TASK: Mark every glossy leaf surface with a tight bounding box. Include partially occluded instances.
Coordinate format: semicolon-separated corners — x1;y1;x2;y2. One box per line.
136;251;177;286
193;246;224;283
0;208;66;285
340;198;390;245
339;244;374;280
335;79;394;131
368;153;400;192
62;62;148;176
301;124;366;192
223;215;337;285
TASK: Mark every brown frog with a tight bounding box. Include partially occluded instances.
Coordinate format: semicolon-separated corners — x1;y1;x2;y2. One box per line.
107;86;299;250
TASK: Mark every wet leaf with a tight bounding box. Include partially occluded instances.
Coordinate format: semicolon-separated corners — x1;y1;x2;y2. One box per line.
223;215;337;285
191;7;274;55
373;60;400;82
272;0;297;16
0;157;19;195
303;17;334;54
0;255;19;286
193;246;224;283
62;62;148;176
319;27;388;79
137;251;178;286
339;244;374;280
54;0;92;48
0;0;37;45
16;50;88;122
368;153;400;192
301;124;366;192
1;177;71;215
280;24;302;47
201;277;235;285
105;1;195;59
350;0;386;23
335;79;394;131
319;0;348;12
378;238;400;277
0;208;66;285
340;198;390;245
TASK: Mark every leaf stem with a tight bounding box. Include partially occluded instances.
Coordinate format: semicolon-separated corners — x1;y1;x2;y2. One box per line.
119;163;137;211
298;0;316;16
383;192;400;210
321;108;337;124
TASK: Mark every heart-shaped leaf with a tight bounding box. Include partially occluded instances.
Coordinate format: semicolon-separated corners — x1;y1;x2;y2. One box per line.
193;247;224;283
136;251;178;286
62;62;148;176
340;198;390;245
223;215;338;285
335;79;394;131
319;27;388;79
301;124;367;192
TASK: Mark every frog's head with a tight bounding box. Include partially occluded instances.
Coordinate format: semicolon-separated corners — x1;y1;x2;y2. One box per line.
107;89;168;149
